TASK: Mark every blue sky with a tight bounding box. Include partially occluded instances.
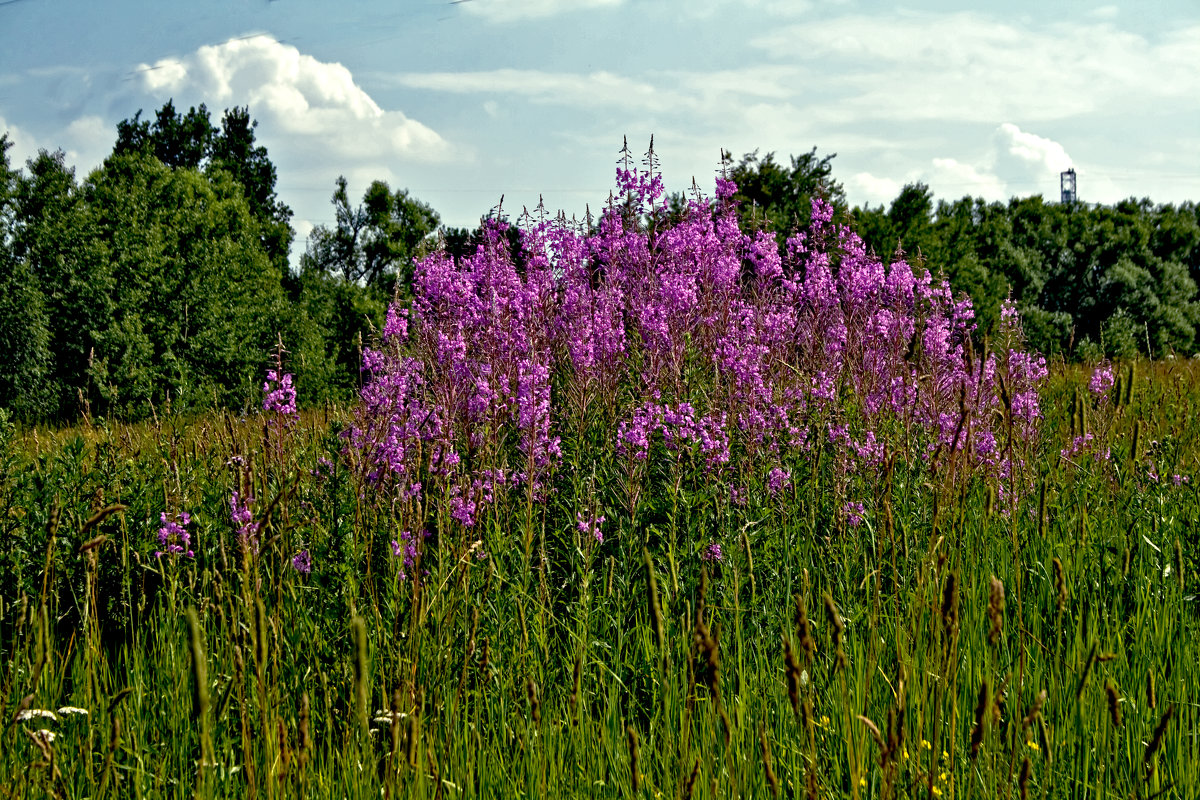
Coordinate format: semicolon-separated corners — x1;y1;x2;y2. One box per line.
2;0;1197;259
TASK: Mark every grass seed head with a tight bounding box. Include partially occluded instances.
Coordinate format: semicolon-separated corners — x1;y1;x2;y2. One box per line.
940;569;959;639
1144;704;1175;776
626;724;640;792
986;576;1005;646
526;678;541;725
682;758;700;800
970;677;991;759
1104;680;1121;728
794;593;816;664
759;725;780;797
1018;756;1032;800
1052;557;1067;614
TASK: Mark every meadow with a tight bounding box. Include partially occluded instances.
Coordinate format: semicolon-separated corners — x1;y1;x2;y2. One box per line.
1;161;1197;799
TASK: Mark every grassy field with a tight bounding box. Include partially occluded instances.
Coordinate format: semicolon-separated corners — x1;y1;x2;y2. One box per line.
0;358;1196;799
3;172;1199;799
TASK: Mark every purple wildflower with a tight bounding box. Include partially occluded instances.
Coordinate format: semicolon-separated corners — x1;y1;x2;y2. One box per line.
576;512;606;544
1089;363;1115;397
291;549;312;574
844;501;866;527
263;369;298;419
391;532;419;578
156;512;194;559
229;492;260;550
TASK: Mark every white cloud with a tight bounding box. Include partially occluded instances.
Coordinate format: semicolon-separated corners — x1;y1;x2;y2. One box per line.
136;35;449;162
460;0;624;23
928;157;1007;202
60;115;109;170
1089;5;1119;19
847;172;901;207
997;123;1072;173
750;13;1200;124
391;64;805;120
0;116;38;167
390;69;677;112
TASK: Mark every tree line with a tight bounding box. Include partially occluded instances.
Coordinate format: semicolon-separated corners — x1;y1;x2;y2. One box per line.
0;102;444;422
2;106;1198;423
724;149;1200;360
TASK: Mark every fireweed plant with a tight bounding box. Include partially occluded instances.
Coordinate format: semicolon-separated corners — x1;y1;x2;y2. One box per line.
0;148;1196;799
348;150;1047;574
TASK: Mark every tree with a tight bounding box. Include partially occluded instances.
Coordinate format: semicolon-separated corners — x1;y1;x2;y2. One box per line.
114;99;214;171
724;147;847;237
302;176;440;293
12;149;110;418
209;106;294;269
81;151;291;414
0;136;54;419
115;101;294;269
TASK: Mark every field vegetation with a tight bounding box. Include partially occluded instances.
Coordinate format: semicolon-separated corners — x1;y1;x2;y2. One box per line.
1;147;1198;799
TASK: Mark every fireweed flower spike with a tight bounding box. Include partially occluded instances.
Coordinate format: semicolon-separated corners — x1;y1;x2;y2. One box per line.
156;511;194;558
349;147;1049;550
291;549;312;574
577;512;606;544
229;491;260;551
263;369;298;419
1089;362;1116;398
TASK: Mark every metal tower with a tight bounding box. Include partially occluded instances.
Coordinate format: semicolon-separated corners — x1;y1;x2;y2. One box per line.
1060;168;1077;204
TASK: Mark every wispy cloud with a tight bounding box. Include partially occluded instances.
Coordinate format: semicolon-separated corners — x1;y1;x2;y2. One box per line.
389;69;675;111
459;0;625;23
751;13;1200;123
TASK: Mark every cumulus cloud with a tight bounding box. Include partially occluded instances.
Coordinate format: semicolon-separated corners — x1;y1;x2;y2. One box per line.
847;172;902;207
60;116;110;170
136;35;448;162
997;123;1072;174
0;116;38;167
460;0;624;23
928;157;1008;202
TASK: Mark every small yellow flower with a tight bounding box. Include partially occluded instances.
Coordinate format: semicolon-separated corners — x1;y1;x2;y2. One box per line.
939;772;949;783
819;715;831;728
1027;740;1040;752
942;750;949;761
932;787;943;798
902;747;910;760
921;739;932;750
859;777;867;788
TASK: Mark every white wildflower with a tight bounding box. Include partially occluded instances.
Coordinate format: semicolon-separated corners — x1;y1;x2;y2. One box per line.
17;709;57;723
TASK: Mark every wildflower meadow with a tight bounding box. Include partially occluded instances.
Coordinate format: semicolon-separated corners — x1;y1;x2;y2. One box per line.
1;149;1197;798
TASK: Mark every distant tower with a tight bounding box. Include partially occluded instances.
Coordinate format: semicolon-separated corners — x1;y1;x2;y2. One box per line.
1060;168;1077;204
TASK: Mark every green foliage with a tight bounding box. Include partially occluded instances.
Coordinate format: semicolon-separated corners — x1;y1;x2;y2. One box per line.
0;364;1198;797
0;137;54;419
302;176;441;295
850;185;1200;356
115;100;294;270
286;267;388;404
723;147;848;235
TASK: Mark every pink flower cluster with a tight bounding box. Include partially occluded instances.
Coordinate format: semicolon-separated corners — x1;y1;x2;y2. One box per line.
263;370;298;419
156;511;194;558
348;155;1050;545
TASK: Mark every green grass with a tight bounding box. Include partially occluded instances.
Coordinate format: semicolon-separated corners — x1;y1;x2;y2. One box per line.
1;360;1197;799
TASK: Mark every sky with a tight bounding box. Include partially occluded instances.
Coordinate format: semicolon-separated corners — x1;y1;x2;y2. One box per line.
2;0;1198;262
